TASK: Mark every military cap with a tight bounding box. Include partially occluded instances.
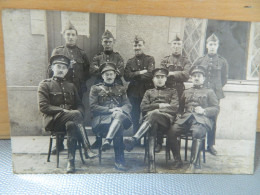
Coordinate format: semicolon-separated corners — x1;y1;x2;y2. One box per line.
171;34;182;42
152;68;169;77
63;20;77;34
134;35;145;44
100;62;117;74
206;33;219;43
189;65;206;76
50;54;70;67
102;30;114;39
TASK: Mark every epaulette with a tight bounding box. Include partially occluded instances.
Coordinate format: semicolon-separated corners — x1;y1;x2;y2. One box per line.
55;45;65;49
43;79;52;82
76;46;85;52
149;88;156;92
94;83;103;86
164;55;170;59
95;52;103;56
218;55;227;61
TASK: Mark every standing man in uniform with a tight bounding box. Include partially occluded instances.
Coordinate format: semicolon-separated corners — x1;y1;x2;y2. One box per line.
193;33;228;155
90;30;124;85
156;35;191;152
168;65;219;171
89;62;132;171
124;35;155;136
124;68;179;172
49;21;91;154
50;21;90;99
38;55;97;174
90;30;125;149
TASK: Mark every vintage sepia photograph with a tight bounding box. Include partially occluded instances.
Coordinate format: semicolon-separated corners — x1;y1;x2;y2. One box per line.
2;9;259;174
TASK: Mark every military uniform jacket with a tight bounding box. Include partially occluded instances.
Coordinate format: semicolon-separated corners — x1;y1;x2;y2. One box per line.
51;45;90;90
140;86;179;123
37;77;84;131
124;53;155;98
193;54;228;99
176;86;219;130
89;83;132;131
160;54;191;96
90;51;124;78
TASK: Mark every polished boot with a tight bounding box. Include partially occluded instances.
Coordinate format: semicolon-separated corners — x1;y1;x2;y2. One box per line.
148;135;156;173
124;121;151;152
190;139;203;171
77;124;98;159
66;136;77;174
102;119;122;152
155;131;163;153
114;136;127;171
155;144;162;153
91;136;99;149
169;138;183;169
207;145;217;156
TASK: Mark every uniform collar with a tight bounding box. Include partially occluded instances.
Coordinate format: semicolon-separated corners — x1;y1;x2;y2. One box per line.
53;76;66;82
103;81;115;87
192;85;203;89
171;53;181;58
66;44;77;49
207;54;218;59
104;50;113;55
135;53;145;59
155;85;166;90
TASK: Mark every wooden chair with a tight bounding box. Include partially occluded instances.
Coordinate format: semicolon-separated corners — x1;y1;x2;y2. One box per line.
143;132;172;173
47;131;85;168
179;131;206;163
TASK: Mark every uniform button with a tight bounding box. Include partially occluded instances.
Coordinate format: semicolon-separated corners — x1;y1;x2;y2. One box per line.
63;88;65;89
107;60;109;62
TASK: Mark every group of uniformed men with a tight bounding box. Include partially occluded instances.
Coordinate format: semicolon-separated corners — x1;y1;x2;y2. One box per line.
37;21;228;173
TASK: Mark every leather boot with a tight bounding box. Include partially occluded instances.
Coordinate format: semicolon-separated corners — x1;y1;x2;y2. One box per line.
77;124;98;159
169;137;183;169
102;119;122;152
189;139;203;171
114;136;127;171
66;136;77;174
124;121;151;152
148;135;156;173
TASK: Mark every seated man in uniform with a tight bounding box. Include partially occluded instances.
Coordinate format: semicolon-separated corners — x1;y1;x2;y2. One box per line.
168;65;219;171
38;54;97;174
123;68;179;172
89;62;132;171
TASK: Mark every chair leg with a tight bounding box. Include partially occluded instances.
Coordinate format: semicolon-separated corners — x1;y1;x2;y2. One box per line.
78;141;85;165
165;138;170;165
184;135;188;161
56;135;60;168
97;136;102;165
47;136;53;162
203;139;206;163
144;134;148;163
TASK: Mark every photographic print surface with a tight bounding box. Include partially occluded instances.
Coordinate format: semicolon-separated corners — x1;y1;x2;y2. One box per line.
2;9;259;174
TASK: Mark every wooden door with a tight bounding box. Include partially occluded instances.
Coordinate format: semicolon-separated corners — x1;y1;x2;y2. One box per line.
46;11;105;126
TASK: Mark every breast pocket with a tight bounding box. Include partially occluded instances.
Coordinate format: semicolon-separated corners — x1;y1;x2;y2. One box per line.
65;92;75;103
198;95;207;106
49;92;63;105
98;93;108;104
